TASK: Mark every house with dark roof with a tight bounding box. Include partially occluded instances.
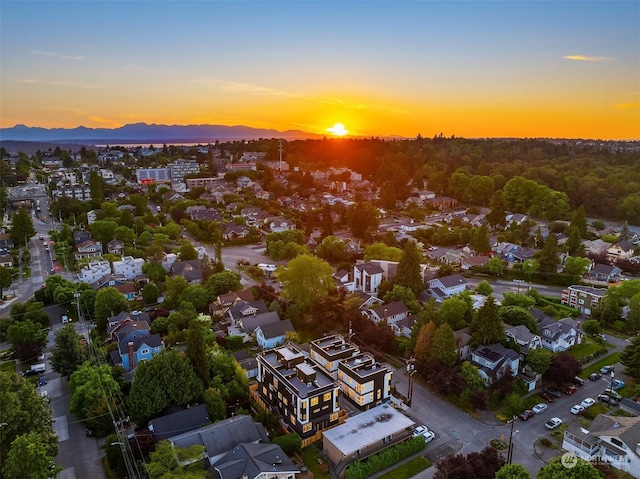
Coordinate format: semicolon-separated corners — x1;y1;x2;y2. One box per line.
228;311;281;343
148;404;210;441
563;414;640;477
337;353;393;411
607;241;635;262
391;315;414;338
222;223;250;241
107;310;151;339
353;262;384;294
213;442;299;479
110;332;164;372
427;274;467;301
74;239;103;260
255;319;295;350
453;328;472;361
505;325;542;355
367;301;410;325
228;300;270;325
589;263;623;282
470;343;520;385
232;350;258;379
107;239;125;256
536;314;582;353
309;334;360;380
170;259;203;284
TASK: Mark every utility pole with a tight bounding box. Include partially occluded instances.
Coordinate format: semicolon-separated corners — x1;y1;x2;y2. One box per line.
406;357;416;407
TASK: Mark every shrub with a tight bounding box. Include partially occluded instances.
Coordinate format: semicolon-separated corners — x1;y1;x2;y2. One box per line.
345;437;425;479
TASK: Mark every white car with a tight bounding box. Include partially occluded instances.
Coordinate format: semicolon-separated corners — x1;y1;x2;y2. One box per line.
545;417;563;430
532;403;548;414
570;404;585;415
412;425;435;443
581;397;596;408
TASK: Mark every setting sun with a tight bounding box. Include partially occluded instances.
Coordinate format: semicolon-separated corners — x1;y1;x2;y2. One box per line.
327;123;349;136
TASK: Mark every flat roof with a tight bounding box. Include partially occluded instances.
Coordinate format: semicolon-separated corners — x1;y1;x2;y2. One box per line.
322;404;414;455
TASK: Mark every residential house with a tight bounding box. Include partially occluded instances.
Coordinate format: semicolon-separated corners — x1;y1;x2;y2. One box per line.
213;442;298;479
232;350;259;380
222;223;250;241
368;301;410;325
461;255;491;270
505;213;528;225
229;311;281;343
106;239;125;256
256;343;341;440
438;250;467;266
0;253;12;268
228;300;269;325
192;208;224;222
427;274;468;300
310;335;360;380
78;260;112;284
73;230;93;246
111;329;164;372
536;314;582;353
583;239;611;257
255;319;295;349
269;217;294;233
333;269;353;292
470;343;520;385
112;256;144;280
561;285;607;316
114;282;138;300
392;316;415;338
0;234;13;250
148;404;210;442
353;262;384;294
607;241;635;262
107;310;151;340
563;415;640;478
322;404;414;478
505;325;542;356
427;196;457;210
337;353;393;411
74;240;103;261
454;328;472;361
161;252;178;272
170;259;203;284
208;289;255;317
589;263;622;282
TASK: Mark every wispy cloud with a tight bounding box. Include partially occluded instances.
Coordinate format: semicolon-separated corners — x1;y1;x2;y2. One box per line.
22;79;41;84
88;116;115;124
615;101;640;110
29;50;84;60
47;81;103;89
563;55;611;62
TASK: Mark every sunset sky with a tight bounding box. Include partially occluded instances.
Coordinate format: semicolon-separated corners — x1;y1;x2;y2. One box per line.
1;1;638;140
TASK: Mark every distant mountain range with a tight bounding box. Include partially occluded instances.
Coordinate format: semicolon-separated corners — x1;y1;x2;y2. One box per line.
0;122;327;143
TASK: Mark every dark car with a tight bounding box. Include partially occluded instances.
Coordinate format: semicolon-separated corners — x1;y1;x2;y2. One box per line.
38;375;47;386
540;392;555;403
589;372;602;381
544;387;562;398
85;429;95;437
519;409;535;421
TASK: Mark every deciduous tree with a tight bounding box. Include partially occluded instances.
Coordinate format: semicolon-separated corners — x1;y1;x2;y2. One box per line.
544;352;581;387
434;446;505;479
9;207;35;250
525;348;553;375
50;324;89;377
536;456;602;479
94;287;128;332
414;321;436;370
495;464;531;479
3;432;61;479
278;254;335;312
429;323;457;367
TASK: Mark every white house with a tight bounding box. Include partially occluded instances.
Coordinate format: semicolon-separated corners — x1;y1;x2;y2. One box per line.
78;260;112;284
353;262;384;294
470;343;520;385
161;253;178;272
563;415;640;478
537;315;582;353
112;256;145;280
505;325;542;355
427;274;468;299
368;301;410;325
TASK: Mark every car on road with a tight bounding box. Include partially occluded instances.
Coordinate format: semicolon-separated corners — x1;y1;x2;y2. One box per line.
519;409;535;421
40;390;49;403
589;372;601;381
544;387;562;398
570;404;585;414
545;417;563;430
612;379;625;390
85;429;95;437
564;385;577;396
598;394;618;406
581;397;596;408
412;425;435;443
540;392;555;403
600;365;613;374
574;376;585;386
38;375;47;386
532;403;548;414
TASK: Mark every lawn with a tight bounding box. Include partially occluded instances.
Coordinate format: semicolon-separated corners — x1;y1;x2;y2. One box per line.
579;353;621;378
0;360;16;373
301;445;330;479
568;341;606;360
377;457;432;479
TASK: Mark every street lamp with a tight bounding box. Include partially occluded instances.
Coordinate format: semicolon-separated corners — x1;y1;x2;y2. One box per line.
506;418;520;464
406;357;416;407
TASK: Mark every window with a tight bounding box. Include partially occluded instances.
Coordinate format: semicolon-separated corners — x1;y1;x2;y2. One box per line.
330;412;338;422
290;415;296;425
140;348;149;355
323;392;332;401
311;397;319;406
303;423;312;433
610;438;625;449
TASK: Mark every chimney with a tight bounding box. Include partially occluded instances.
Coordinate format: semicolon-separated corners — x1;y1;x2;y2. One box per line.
128;341;135;370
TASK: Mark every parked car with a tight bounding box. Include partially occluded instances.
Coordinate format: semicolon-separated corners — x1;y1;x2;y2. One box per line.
544;387;562;398
581;397;596;408
589;372;601;381
574;376;585;386
603;388;622;400
598;394;618;406
85;429;95;437
40;391;49;403
532;403;548;414
38;375;47;387
612;379;625;390
570;404;585;415
540;392;555;403
519;409;535;421
600;365;613;374
564;385;577;396
545;417;563;430
412;425;435;443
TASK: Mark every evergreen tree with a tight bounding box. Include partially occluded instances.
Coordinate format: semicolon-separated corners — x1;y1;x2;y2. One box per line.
536;233;560;274
186;323;210;389
620;335;640;379
393;240;424;296
566;225;584;256
570;204;588;237
619;220;630;241
89;170;105;206
429;323;457;367
9;207;35;248
471;224;491;254
485;191;507;230
50;324;89;377
470;295;504;346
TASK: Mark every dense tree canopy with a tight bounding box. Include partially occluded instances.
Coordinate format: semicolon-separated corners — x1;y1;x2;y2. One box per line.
279;254;335;312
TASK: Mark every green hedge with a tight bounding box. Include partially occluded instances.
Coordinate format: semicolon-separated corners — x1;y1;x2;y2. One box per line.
345;437;426;479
